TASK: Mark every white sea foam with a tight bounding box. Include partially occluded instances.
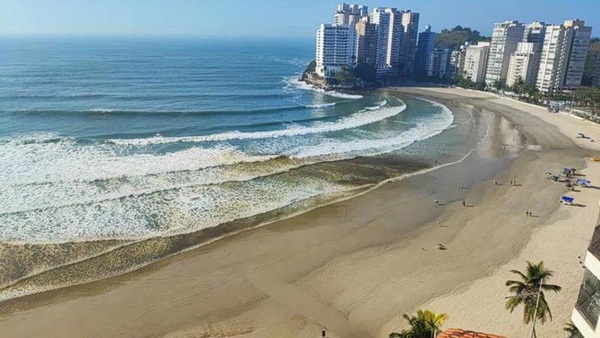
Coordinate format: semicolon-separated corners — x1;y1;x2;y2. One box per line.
288;99;455;159
108;103;406;146
304;102;336;109
0;141;277;186
284;76;364;99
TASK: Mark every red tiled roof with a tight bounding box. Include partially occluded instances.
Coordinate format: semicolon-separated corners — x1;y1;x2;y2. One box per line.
438;328;508;338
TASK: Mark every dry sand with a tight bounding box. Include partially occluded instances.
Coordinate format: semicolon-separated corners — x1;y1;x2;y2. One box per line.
1;88;600;338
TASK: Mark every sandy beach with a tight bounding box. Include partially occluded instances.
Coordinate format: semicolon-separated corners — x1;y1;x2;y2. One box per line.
1;87;600;338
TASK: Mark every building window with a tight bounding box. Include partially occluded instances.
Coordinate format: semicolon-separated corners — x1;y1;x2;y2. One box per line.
576;268;600;329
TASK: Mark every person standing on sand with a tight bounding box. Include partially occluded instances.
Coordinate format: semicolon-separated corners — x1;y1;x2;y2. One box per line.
462;200;466;207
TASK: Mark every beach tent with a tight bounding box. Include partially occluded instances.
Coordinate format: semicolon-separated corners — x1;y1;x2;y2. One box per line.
577;179;591;187
561;196;574;204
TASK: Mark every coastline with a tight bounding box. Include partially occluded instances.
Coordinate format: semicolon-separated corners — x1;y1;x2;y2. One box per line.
1;88;599;337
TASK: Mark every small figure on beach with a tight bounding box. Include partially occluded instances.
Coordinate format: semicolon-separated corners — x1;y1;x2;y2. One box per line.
462;200;466;207
436;243;447;250
322;329;326;337
434;199;439;205
526;210;531;217
493;180;500;185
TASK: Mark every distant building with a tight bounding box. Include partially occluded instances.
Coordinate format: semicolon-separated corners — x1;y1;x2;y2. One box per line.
457;42;471;76
485;20;525;86
315;24;357;80
464;42;491;83
523;21;546;48
428;48;451;79
334;3;368;25
370;8;404;80
506;42;540;87
448;50;461;79
536;19;593;94
414;24;436;77
355;16;378;66
572;225;600;338
564;20;593;90
400;10;420;74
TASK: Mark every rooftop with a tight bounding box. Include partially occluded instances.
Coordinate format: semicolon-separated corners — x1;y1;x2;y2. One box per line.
438;328;508;338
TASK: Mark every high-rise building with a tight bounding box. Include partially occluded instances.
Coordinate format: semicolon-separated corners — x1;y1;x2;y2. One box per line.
464;42;491;83
536;19;593;93
428;48;451;79
355;16;378;66
457;42;471;76
523;21;546;49
564;20;593;89
414;24;436;77
334;3;368;25
506;42;541;88
370;8;404;80
315;24;357;80
571;226;600;338
448;50;461;79
485;20;525;86
400;10;420;74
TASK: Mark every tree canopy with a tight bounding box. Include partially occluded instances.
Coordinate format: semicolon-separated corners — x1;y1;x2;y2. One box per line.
435;26;490;50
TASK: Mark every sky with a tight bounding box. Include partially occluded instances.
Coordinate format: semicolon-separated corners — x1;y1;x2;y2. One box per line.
0;0;599;39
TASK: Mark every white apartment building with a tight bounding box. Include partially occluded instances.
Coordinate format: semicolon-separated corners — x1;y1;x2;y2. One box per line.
572;225;600;338
523;21;546;47
334;3;368;25
463;42;491;83
506;42;540;87
315;24;357;79
370;8;403;79
427;48;451;78
536;20;592;94
485;21;525;86
400;10;420;74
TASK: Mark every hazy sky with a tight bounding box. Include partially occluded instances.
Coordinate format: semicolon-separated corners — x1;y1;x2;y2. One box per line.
1;0;598;38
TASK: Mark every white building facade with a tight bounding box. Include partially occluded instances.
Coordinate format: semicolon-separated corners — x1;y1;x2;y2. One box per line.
315;24;357;79
572;225;600;338
536;20;592;94
370;8;404;79
464;42;491;83
485;21;525;86
334;3;368;25
506;42;540;87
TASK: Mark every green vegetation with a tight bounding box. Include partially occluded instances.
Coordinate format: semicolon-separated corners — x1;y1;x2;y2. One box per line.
455;75;485;90
389;309;448;338
582;38;600;86
304;60;316;74
509;77;541;103
575;87;600;114
334;66;357;86
505;261;562;325
435;26;490;50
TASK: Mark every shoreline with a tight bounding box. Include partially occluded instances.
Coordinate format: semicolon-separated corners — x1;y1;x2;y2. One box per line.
1;88;599;337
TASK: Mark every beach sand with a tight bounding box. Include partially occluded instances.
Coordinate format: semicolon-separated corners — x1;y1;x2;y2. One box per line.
1;88;600;338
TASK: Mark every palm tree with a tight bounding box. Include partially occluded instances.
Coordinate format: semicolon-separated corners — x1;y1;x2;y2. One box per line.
505;261;562;325
389;310;448;338
563;321;582;338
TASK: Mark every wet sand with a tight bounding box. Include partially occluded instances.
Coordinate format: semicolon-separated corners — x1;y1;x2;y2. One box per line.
1;88;599;337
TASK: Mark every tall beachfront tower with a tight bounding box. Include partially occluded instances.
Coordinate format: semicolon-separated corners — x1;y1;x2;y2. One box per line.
315;24;357;80
463;42;491;84
400;10;420;75
370;8;404;80
506;42;541;87
414;24;436;77
355;16;378;67
563;20;593;90
572;225;600;337
485;20;525;86
536;19;592;94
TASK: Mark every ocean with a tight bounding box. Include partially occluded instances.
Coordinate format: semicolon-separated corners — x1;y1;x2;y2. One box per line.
0;37;474;300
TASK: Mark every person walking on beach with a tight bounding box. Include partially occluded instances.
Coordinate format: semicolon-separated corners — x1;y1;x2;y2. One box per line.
462;200;466;207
